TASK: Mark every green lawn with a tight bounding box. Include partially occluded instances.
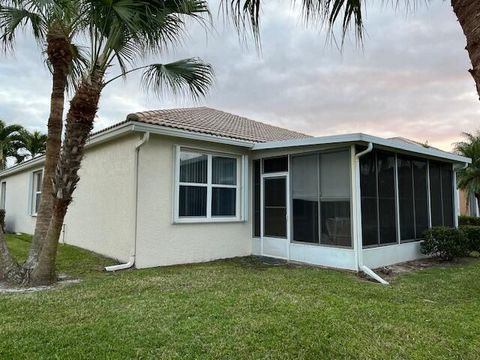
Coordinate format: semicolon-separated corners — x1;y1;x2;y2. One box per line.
1;234;480;359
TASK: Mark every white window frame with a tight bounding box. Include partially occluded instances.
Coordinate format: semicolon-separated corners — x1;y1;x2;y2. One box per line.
173;146;245;223
31;170;43;216
0;181;6;209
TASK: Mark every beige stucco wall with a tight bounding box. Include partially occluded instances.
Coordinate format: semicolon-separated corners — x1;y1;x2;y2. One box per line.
1;134;138;263
135;134;252;268
1;165;42;234
62;135;138;262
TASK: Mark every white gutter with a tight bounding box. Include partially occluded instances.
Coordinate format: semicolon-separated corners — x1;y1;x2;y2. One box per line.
354;143;389;285
105;132;151;272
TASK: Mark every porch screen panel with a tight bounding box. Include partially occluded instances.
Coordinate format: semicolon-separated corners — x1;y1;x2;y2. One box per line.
413;160;429;238
253;160;261;237
377;152;397;244
263;156;288;173
441;165;454;227
360;152;379;246
429;162;443;226
291;154;319;243
319;150;351;246
397;157;415;241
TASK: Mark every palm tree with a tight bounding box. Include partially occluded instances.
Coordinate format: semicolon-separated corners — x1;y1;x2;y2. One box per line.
0;0;214;286
226;0;480;100
16;129;47;160
0;120;23;170
455;132;480;212
0;0;86;269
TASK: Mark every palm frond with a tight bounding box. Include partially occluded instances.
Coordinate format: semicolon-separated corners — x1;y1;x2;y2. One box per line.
0;2;46;50
141;58;214;100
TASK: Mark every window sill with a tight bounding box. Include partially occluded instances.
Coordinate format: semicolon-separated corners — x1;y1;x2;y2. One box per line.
173;217;244;224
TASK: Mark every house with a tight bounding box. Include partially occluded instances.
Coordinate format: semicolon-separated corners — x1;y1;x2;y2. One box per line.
458;189;479;217
0;107;471;282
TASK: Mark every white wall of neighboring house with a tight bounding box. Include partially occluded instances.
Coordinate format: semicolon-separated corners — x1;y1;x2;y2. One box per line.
135;134;253;268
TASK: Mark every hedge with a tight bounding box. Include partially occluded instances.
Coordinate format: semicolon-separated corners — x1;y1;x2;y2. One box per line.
421;227;469;261
459;225;480;253
458;215;480;226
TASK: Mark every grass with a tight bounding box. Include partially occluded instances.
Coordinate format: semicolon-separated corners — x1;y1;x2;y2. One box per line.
1;234;480;359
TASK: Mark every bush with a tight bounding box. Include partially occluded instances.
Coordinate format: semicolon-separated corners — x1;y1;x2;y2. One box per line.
458;215;480;226
459;225;480;253
421;227;469;261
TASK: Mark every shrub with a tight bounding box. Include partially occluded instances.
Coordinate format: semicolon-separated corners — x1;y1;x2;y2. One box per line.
459;225;480;253
421;227;469;261
458;215;480;226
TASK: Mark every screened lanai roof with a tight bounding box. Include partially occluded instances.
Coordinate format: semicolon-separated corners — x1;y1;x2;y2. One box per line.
252;133;471;164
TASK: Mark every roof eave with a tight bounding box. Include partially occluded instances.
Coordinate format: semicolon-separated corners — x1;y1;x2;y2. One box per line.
0;120;257;178
253;133;472;164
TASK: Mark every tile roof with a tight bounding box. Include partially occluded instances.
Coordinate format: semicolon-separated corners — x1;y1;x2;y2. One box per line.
126;107;311;143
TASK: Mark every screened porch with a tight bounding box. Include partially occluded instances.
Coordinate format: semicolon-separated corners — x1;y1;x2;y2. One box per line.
251;144;458;270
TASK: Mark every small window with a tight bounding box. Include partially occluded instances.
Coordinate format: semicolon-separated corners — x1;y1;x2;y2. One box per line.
263;156;288;173
31;170;43;215
0;182;6;209
176;148;242;222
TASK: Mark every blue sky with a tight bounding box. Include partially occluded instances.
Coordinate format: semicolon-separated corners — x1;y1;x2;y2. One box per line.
0;1;478;151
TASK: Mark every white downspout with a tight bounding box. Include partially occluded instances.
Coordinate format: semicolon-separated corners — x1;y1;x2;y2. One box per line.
105;132;151;272
354;143;389;285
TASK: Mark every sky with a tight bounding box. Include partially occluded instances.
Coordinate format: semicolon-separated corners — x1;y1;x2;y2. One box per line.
0;1;478;152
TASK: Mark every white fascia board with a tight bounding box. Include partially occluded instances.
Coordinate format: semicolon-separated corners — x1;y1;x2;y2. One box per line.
130;122;255;148
0;156;45;178
0;123;135;178
253;133;471;164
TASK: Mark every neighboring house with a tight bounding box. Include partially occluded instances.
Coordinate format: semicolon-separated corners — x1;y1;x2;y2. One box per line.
0;107;471;279
459;189;479;217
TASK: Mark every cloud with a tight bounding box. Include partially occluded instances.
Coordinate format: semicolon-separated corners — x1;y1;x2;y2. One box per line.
0;0;478;151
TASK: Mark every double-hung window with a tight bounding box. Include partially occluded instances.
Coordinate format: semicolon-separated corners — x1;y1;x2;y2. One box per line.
175;147;241;222
31;170;43;215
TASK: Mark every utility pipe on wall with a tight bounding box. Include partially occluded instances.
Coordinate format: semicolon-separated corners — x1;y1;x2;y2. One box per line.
354;143;389;285
105;132;151;272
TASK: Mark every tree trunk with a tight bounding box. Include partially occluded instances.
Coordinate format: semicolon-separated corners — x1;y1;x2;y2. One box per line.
24;31;72;269
30;73;103;285
452;0;480;100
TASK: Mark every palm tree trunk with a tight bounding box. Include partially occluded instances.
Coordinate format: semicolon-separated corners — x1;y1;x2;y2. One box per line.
452;0;480;99
24;31;72;269
30;73;103;285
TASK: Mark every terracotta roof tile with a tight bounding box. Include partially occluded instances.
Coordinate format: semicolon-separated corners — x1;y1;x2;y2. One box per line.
126;107;311;143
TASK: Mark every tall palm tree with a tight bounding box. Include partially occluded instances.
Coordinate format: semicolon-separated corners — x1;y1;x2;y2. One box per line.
0;0;214;286
455;132;480;212
16;129;47;160
0;0;87;269
227;0;480;100
0;120;23;170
